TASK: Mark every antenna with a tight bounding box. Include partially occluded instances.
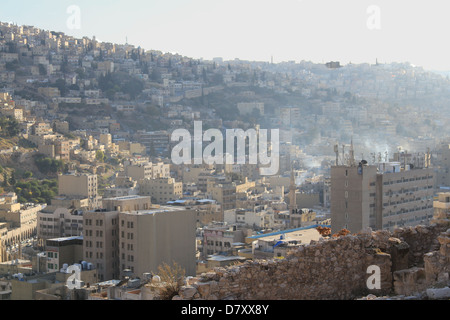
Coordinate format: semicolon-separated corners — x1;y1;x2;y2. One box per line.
334;144;339;165
342;144;345;165
349;138;355;166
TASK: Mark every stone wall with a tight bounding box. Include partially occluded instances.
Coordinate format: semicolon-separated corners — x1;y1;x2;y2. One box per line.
170;224;449;300
393;224;443;267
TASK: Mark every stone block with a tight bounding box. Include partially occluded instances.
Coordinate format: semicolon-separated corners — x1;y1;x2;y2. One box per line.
426;287;450;300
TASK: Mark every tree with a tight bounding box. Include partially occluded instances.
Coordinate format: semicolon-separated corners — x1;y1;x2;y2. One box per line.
23;171;33;179
150;68;162;82
54;78;69;97
34;154;64;175
9;171;16;186
0;116;19;137
96;150;105;162
38;64;47;76
2;172;8;188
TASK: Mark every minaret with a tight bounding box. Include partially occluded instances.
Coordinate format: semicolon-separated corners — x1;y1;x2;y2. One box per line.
349;138;356;166
289;167;297;214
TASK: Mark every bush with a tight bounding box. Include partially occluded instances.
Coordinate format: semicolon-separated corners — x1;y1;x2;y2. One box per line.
34;154;64;174
14;178;57;205
155;262;186;300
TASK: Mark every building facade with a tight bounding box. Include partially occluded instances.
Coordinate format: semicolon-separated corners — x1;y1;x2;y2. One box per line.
118;206;197;278
331;161;435;233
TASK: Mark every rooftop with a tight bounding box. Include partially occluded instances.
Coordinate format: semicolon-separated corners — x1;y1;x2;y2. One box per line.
124;205;191;216
47;235;83;242
247;224;331;244
103;195;149;201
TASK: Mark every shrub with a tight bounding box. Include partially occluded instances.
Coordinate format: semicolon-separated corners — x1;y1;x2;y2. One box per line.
155;262;186;300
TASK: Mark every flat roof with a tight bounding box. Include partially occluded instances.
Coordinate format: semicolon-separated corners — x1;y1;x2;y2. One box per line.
247;225;330;244
124;205;190;215
103;195;148;201
207;255;246;262
0;259;31;266
47;236;83;242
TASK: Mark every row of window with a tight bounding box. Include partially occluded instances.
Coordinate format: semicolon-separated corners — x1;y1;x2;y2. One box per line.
205;240;231;248
382;205;433;217
85;219;103;226
84;230;104;237
382;214;433;228
48;263;57;270
383;176;433;185
121;253;134;262
85;240;103;248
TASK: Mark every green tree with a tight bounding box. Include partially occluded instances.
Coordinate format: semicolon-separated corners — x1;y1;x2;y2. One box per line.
96;150;105;162
23;171;33;179
2;172;8;188
8;171;16;186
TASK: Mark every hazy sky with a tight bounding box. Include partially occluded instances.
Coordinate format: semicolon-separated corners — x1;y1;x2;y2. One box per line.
2;0;450;71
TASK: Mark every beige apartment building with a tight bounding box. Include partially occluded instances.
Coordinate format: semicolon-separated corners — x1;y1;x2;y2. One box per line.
99;133;112;148
331;161;435;234
435;141;450;187
118;206;197;278
83;196;153;281
432;192;450;224
125;163;153;181
102;195;152;212
207;178;255;215
58;173;99;209
37;197;88;242
202;224;248;258
125;162;170;182
37;87;60;98
138;177;182;204
0;194;44;263
83;209;120;282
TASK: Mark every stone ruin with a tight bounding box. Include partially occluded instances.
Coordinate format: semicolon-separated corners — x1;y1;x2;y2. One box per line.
166;222;449;300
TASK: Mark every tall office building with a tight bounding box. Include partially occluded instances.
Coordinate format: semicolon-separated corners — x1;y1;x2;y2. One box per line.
118;206;197;278
83;196;196;282
83;210;120;282
82;196;152;282
331;160;435;234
